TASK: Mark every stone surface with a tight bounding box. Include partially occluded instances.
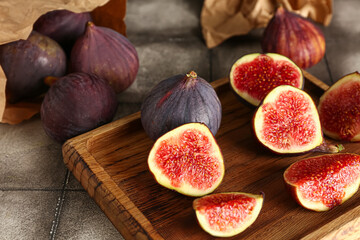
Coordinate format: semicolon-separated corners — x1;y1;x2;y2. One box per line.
56;191;122;240
0;191;60;240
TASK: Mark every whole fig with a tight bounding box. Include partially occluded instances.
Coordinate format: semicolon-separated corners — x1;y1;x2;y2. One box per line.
141;71;222;140
70;22;139;93
0;31;66;103
33;10;92;52
261;6;325;69
41;72;118;143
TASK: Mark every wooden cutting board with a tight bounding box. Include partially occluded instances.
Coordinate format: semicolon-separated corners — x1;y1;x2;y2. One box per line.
62;71;360;240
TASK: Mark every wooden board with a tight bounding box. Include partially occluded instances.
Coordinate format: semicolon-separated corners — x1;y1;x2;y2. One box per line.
62;71;360;240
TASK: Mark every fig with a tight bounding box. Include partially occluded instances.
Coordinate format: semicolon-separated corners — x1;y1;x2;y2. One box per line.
70;22;139;93
193;192;263;237
284;153;360;211
229;53;303;107
33;10;92;52
141;71;222;140
0;31;66;103
318;72;360;141
148;123;224;196
41;72;118;143
261;6;326;69
253;85;323;154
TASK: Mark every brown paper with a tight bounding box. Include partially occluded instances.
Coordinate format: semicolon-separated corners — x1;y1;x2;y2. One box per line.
201;0;333;49
0;0;127;124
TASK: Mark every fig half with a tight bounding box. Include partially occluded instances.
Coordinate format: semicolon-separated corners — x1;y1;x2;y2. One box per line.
253;85;323;154
193;192;263;237
284;153;360;211
229;53;303;106
318;72;360;141
148;123;224;197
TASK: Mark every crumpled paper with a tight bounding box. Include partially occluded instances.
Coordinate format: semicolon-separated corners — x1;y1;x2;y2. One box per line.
201;0;333;48
0;0;127;124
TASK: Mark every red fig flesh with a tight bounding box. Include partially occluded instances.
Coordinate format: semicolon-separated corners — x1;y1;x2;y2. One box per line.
284;153;360;211
148;123;224;196
262;6;326;69
229;53;303;106
253;85;323;153
193;192;263;237
70;22;139;93
318;72;360;141
141;71;222;140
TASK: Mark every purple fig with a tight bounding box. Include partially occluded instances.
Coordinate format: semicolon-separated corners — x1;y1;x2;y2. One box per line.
0;31;66;103
70;22;139;93
40;72;118;143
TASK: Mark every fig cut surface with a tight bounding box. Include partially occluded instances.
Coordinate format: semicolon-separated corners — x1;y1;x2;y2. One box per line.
148;123;224;197
254;85;323;154
318;72;360;141
193;192;263;237
229;53;303;106
284;153;360;211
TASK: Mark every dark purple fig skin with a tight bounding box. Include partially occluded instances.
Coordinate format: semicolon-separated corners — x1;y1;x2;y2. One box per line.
33;10;92;52
70;22;139;93
0;31;66;103
40;72;118;143
141;71;222;140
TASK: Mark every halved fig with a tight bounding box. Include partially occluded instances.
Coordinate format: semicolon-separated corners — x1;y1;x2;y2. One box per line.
318;72;360;141
253;85;323;154
229;53;303;106
148;123;224;196
193;192;264;237
284;153;360;211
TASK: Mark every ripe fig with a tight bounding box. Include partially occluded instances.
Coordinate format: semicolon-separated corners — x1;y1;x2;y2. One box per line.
318;72;360;141
193;192;264;237
0;31;66;103
229;53;303;106
253;85;323;154
141;71;222;140
70;22;139;93
33;10;92;52
41;73;118;143
148;123;224;196
262;6;326;69
284;153;360;211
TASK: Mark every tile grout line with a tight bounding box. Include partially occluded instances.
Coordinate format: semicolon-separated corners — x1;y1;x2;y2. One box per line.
324;52;334;84
209;49;213;82
49;169;70;240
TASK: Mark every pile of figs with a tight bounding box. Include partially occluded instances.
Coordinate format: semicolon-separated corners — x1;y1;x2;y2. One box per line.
0;9;139;143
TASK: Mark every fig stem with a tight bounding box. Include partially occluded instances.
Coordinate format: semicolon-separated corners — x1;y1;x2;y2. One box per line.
314;142;344;153
44;76;59;87
186;71;197;79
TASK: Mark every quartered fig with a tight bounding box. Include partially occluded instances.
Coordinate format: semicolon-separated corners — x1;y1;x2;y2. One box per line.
284;153;360;211
141;71;222;140
253;85;323;154
70;22;139;93
33;10;92;53
0;31;66;103
318;72;360;141
229;53;303;106
262;6;326;69
193;192;264;237
41;72;118;143
148;123;224;196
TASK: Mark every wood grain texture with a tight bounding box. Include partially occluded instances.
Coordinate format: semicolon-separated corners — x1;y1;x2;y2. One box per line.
63;72;360;240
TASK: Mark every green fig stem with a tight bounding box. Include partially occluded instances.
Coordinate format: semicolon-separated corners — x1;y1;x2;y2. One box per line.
313;142;345;153
186;71;197;79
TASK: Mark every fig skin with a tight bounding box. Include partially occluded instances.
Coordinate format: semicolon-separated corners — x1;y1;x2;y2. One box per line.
33;10;92;53
284;153;360;211
229;53;304;107
262;6;326;69
40;72;118;143
193;192;264;237
141;71;222;140
318;72;360;141
148;123;225;197
70;22;139;93
0;31;66;103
